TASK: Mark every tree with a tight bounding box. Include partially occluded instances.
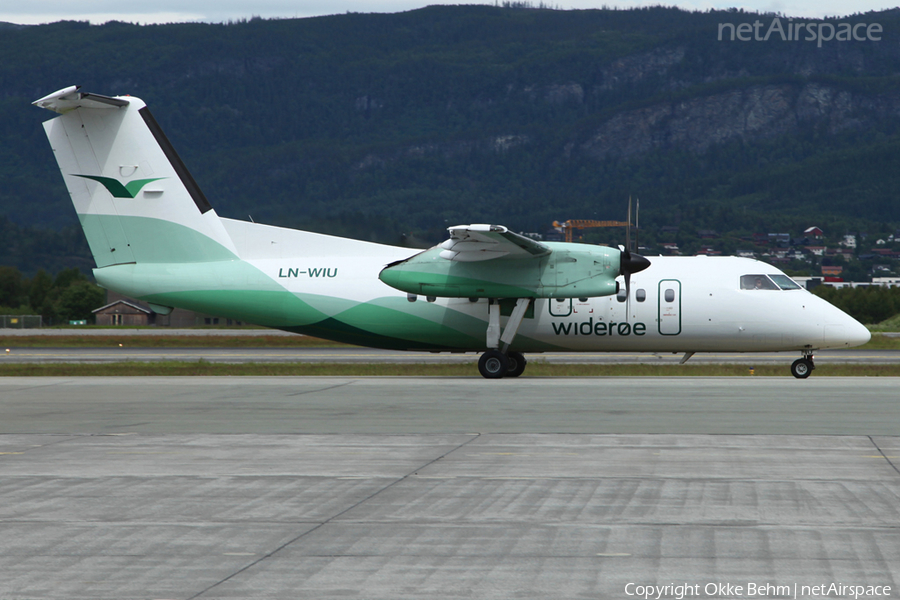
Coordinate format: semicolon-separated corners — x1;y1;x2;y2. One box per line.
54;267;87;290
28;269;53;310
55;281;105;323
0;266;25;308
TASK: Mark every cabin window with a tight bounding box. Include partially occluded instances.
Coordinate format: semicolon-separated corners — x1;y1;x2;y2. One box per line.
664;288;675;302
740;274;779;290
636;289;646;302
616;287;627;302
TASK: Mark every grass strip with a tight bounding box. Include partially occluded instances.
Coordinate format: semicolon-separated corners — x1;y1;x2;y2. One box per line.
3;333;899;349
2;361;900;377
0;335;350;348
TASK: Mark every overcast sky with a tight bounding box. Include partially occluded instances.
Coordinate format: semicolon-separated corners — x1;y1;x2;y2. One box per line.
1;0;896;25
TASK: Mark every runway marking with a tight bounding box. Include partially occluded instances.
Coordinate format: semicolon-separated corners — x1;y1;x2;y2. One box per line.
597;553;632;557
471;452;581;456
106;451;186;455
0;452;24;455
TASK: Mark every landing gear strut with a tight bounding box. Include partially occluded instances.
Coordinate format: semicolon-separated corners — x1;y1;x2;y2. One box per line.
791;351;815;379
478;299;531;379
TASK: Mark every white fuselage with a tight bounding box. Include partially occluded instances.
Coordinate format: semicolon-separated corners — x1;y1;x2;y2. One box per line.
225;219;869;353
34;87;869;358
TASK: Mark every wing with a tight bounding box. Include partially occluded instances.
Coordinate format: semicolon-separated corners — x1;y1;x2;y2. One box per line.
379;224;625;299
439;224;550;262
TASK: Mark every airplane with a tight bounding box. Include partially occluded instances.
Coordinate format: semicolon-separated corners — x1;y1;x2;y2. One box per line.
33;85;871;379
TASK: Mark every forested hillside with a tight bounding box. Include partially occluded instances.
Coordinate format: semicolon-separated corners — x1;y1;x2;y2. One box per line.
3;5;900;275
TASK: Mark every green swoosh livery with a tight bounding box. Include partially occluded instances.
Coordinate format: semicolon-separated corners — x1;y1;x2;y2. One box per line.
74;174;164;198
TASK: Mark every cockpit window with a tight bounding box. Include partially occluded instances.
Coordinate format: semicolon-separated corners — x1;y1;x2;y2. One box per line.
740;274;779;290
769;274;802;290
741;274;802;290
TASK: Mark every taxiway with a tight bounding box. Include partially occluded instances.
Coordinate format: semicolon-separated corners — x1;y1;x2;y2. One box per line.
0;377;898;599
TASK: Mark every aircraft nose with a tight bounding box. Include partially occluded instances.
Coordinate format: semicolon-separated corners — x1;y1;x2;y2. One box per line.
821;304;871;348
845;317;871;347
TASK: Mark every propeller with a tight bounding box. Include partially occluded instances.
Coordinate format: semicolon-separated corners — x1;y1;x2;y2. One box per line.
619;197;650;322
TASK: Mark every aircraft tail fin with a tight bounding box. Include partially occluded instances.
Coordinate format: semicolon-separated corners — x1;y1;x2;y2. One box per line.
34;86;238;268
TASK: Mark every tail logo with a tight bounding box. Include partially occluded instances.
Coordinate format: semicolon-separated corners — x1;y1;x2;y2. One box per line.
73;174;165;198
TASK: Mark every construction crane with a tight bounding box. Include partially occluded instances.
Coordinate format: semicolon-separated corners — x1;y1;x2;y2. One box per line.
553;198;640;249
552;219;629;244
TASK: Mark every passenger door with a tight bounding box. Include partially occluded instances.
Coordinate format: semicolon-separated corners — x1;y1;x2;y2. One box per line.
658;280;681;335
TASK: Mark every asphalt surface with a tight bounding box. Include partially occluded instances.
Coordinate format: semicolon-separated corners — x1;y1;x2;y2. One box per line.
0;377;898;599
3;346;899;366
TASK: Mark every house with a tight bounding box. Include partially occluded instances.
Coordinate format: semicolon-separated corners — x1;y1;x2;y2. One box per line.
804;246;826;257
872;277;900;287
803;226;824;239
822;265;844;277
93;300;154;326
873;248;900;259
543;228;564;242
825;248;854;260
94;291;249;327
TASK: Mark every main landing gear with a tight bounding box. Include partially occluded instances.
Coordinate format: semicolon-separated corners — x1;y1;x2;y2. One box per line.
478;349;527;379
477;299;530;379
790;351;815;379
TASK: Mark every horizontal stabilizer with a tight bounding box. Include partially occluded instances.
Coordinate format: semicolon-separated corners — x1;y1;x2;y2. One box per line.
33;85;129;114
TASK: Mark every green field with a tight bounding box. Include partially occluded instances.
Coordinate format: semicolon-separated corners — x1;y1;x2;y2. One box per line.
0;334;349;348
1;360;898;378
2;332;898;349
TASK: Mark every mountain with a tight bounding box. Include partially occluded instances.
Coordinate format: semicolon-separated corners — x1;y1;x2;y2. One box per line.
3;5;900;274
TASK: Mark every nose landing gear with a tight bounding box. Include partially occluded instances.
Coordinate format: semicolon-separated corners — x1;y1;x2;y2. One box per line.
791;351;815;379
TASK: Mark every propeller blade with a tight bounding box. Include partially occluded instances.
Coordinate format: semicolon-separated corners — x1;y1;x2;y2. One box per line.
625;271;631;323
626;196;632;254
635;198;639;254
619;249;650;324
